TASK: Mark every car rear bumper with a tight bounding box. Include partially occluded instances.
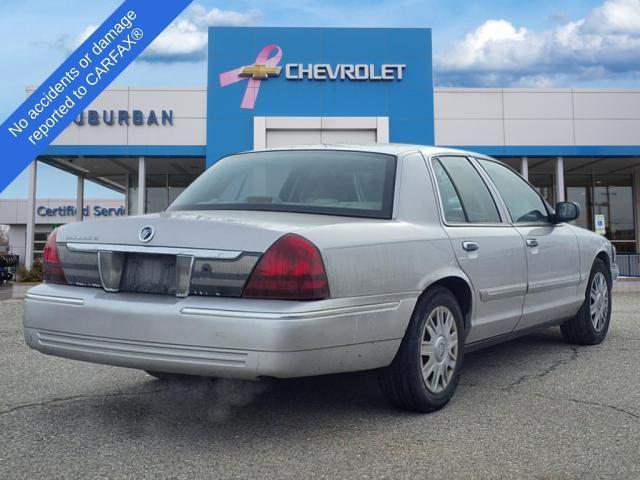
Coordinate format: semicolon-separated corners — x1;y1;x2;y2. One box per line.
23;284;415;379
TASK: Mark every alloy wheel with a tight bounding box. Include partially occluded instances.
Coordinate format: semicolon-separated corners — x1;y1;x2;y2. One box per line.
420;306;458;393
590;272;609;332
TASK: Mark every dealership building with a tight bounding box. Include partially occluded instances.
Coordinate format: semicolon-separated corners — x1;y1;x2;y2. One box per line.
4;26;640;268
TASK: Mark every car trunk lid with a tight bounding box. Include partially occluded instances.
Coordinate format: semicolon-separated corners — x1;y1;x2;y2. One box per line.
56;209;360;252
53;210;361;297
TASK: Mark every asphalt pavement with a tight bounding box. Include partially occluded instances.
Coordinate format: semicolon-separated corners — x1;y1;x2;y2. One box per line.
1;294;639;479
0;284;12;301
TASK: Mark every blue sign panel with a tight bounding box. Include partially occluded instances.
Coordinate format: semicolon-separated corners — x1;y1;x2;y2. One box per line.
207;27;434;166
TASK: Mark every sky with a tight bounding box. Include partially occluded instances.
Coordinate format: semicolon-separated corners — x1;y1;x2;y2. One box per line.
1;0;639;199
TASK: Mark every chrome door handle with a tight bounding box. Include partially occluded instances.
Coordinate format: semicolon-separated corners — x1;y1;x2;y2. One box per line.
462;241;479;252
526;238;539;248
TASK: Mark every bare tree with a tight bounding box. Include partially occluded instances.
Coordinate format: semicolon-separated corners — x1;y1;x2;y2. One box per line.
0;225;9;247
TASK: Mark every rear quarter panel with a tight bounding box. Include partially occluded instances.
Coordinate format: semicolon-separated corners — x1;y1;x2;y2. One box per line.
301;150;461;299
307;222;458;298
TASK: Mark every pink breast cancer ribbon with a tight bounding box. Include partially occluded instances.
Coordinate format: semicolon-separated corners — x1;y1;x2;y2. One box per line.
219;44;283;109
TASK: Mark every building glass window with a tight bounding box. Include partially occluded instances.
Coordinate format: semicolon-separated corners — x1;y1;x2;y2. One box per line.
529;174;555;206
128;174;138;215
594;175;635;252
146;174;169;213
565;175;592;232
128;173;201;214
33;228;54;262
564;174;635;253
33;232;48;257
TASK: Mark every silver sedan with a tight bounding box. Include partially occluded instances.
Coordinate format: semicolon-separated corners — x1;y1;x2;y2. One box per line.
23;145;618;412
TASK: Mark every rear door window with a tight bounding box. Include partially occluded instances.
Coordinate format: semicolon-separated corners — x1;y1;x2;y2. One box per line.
433;156;501;223
432;159;466;222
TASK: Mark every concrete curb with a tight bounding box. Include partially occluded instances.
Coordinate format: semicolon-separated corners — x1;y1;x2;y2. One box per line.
11;283;39;299
613;277;640;293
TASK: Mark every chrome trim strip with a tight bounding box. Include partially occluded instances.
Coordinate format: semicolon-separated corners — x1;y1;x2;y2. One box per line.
180;301;401;320
97;251;124;293
25;292;84;306
66;243;243;260
175;255;195;298
479;283;528;302
527;275;581;294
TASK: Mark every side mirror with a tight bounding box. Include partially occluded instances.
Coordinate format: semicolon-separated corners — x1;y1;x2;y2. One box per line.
553;201;580;223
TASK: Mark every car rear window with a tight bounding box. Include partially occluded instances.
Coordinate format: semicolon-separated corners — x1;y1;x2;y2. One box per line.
168;150;397;219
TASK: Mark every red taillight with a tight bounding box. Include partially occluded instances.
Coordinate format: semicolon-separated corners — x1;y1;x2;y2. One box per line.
243;234;329;300
43;230;66;284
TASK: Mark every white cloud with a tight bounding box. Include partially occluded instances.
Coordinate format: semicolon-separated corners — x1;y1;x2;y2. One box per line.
435;0;640;87
438;20;529;71
72;24;98;49
583;0;640;33
70;4;262;63
143;17;209;62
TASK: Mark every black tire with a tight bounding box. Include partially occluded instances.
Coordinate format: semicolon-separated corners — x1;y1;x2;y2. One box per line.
145;370;212;382
379;286;465;413
561;258;612;345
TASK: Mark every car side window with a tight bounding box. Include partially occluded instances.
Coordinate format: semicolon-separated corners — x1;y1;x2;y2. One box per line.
434;156;501;223
477;159;550;224
432;159;466;222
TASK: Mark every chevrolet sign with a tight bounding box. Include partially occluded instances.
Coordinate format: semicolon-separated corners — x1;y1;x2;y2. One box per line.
285;64;405;81
219;43;409;110
239;64;282;80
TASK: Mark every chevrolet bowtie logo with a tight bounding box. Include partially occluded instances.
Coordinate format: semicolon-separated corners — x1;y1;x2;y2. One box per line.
239;64;282;80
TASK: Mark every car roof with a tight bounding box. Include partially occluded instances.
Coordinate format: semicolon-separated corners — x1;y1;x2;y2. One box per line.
249;143;495;160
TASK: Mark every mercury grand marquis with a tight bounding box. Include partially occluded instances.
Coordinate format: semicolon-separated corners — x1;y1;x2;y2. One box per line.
23;145;618;412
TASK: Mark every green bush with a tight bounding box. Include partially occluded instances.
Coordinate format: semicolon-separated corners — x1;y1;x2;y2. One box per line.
17;259;43;283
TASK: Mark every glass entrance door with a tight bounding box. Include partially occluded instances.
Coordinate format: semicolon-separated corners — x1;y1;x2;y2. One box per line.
566;174;593;231
565;173;636;253
593;176;635;253
566;186;591;230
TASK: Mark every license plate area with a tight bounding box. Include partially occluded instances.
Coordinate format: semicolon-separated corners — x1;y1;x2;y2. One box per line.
120;253;177;295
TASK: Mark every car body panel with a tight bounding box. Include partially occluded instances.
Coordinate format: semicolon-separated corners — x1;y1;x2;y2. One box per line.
422;152;528;343
514;224;583;330
57;209;374;255
571;223;618;287
444;225;528;343
23;283;414;379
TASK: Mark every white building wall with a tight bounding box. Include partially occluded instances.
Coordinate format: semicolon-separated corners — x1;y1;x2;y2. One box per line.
0;200;20;224
7;225;26;262
433;88;640;147
40;86;640;148
25;87;208;147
